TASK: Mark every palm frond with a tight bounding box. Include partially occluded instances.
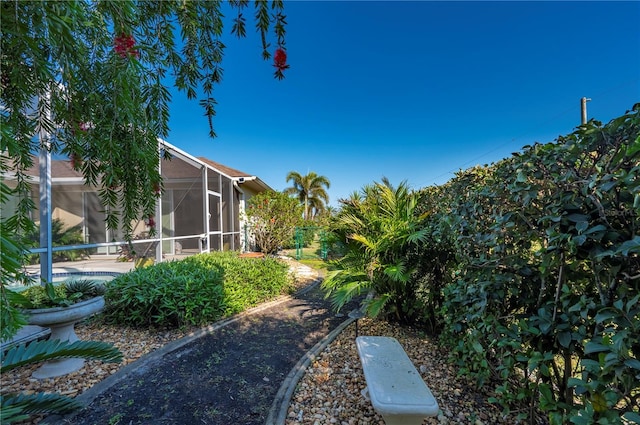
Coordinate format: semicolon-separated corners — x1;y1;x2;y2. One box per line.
407;227;429;244
1;339;122;373
383;262;410;283
0;404;29;425
321;269;370;311
1;392;82;421
350;233;375;251
321;269;368;293
331;280;368;312
365;293;391;317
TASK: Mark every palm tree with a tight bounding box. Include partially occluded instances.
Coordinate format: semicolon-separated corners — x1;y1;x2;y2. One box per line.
284;171;330;221
322;178;429;323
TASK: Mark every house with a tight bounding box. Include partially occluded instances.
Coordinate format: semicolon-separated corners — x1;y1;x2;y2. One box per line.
2;140;272;259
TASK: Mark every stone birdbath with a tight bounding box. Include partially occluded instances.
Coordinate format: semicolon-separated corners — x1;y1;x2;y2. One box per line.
25;296;105;379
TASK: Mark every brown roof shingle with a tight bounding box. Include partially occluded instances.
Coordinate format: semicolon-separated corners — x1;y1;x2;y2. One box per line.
197;157;252;178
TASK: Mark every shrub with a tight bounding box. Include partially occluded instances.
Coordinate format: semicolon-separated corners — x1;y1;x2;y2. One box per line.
26;219;91;264
322;179;429;324
183;252;292;314
103;251;293;328
417;105;640;424
103;259;225;328
327;105;639;423
245;191;303;254
20;284;67;308
17;280;105;309
324;229;347;259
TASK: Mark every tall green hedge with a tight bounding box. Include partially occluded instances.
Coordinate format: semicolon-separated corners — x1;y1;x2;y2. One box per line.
413;105;639;423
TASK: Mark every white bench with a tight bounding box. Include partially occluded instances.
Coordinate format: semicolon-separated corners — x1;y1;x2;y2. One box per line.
355;336;439;425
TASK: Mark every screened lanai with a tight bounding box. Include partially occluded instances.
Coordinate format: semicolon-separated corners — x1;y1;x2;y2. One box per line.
2;140;271;273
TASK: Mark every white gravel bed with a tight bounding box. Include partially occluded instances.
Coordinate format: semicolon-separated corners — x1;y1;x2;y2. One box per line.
286;318;519;425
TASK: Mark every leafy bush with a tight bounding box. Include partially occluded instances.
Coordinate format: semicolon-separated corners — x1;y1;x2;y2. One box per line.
324;228;347;259
103;259;225;328
413;105;640;424
183;252;292;314
17;280;105;309
245;191;303;254
324;105;638;423
19;284;67;308
103;251;293;328
26;219;90;264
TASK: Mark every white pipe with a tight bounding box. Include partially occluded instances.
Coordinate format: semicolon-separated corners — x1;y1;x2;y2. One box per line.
38;92;52;284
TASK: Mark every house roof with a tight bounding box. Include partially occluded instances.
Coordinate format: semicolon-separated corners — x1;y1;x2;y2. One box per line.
197;157;252;178
196;156;273;193
7;143;273;193
24;157;83;179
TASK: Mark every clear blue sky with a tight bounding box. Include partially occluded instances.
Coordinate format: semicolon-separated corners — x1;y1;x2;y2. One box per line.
167;1;640;207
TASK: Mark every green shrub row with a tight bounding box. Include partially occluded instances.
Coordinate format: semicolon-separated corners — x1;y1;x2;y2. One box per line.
180;251;293;315
103;251;293;328
327;104;639;424
416;105;640;424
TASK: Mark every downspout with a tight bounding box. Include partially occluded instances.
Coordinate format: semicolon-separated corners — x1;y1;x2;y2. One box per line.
156;144;163;263
202;166;209;253
233;180;246;252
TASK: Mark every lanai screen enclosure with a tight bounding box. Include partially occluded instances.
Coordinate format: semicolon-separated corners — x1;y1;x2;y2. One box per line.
2;140;270;281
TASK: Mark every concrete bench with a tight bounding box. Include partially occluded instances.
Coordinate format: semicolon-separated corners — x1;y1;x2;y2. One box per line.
355;336;439;425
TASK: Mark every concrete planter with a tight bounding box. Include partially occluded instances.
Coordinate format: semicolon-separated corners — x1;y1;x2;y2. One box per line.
26;296;105;379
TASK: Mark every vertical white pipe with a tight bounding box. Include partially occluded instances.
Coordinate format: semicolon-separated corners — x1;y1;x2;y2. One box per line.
38;123;52;284
581;97;591;125
156;143;163;263
202;166;209;253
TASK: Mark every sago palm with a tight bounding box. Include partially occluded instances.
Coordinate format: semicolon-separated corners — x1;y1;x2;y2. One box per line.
1;339;123;424
284;171;330;220
323;178;429;323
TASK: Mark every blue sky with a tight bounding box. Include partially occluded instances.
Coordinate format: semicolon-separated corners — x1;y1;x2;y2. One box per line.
167;1;640;207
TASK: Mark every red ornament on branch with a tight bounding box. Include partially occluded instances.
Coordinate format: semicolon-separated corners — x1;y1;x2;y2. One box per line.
114;33;139;59
273;48;288;71
273;47;289;80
